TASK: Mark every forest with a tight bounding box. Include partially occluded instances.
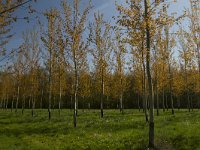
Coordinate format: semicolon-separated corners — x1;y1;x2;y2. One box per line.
0;0;200;149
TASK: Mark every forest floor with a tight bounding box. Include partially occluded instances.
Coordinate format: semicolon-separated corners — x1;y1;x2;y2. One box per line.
0;109;200;150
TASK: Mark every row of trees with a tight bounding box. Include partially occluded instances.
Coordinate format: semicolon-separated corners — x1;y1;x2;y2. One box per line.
0;0;199;148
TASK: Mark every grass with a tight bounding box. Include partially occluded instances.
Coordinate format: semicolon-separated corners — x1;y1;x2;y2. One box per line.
0;109;200;150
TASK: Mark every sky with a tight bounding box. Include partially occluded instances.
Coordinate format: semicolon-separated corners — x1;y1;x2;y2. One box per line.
1;0;191;66
6;0;123;50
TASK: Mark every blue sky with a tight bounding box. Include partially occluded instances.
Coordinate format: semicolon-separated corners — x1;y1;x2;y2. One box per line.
6;0;123;50
3;0;190;65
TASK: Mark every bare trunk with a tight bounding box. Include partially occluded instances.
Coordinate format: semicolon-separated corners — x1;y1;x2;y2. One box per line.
177;96;180;110
22;95;25;114
32;97;35;117
48;62;52;120
187;93;190;112
0;98;2;109
70;95;73;110
156;89;159;116
155;67;159;116
59;98;61;116
74;83;77;127
170;87;174;115
120;94;123;113
6;95;8;111
154;44;159;116
100;67;104;118
11;96;14;112
197;43;200;109
165;18;174;115
142;42;148;122
29;96;31;109
190;96;193;111
2;98;5;110
119;58;124;113
82;97;85;112
40;88;43;109
184;56;190;112
162;89;165;112
76;96;78;116
15;85;20;112
145;0;154;147
73;53;78;128
138;93;140;112
53;96;55;110
59;87;62;116
168;64;174;114
166;94;168;111
88;102;90;110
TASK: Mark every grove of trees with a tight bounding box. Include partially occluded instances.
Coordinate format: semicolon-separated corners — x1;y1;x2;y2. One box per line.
0;0;199;148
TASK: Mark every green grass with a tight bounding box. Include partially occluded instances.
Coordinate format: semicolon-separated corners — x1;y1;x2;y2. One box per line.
0;109;200;150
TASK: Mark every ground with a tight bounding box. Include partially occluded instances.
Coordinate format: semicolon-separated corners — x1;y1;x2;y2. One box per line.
0;109;200;150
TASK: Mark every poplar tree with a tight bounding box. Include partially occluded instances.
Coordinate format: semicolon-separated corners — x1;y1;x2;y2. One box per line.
89;12;113;118
61;0;91;127
113;30;126;113
41;8;59;120
116;0;179;147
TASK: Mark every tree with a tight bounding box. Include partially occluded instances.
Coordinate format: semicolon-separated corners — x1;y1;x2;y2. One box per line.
89;12;113;118
55;20;67;116
0;0;13;52
23;29;40;116
0;0;37;57
113;30;126;113
61;0;91;127
179;28;195;112
116;0;179;147
41;8;59;120
186;0;200;107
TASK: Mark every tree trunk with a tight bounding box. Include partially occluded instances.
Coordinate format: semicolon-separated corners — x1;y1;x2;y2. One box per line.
0;98;2;109
184;58;190;112
156;90;159;116
15;85;20;113
70;95;73;110
11;96;14;112
31;96;35;117
197;43;200;110
76;96;78;116
73;53;78;127
177;96;180;110
197;94;200;110
190;96;193;111
144;0;154;148
22;95;25;114
6;95;8;111
169;65;174;115
120;93;123;113
142;42;148;122
82;97;85;112
138;93;140;112
40;88;43;109
59;87;62;116
170;89;174;115
164;17;174;115
2;97;5;110
88;102;90;110
100;68;104;118
187;93;190;112
165;94;168;111
120;68;124;113
29;96;31;109
48;39;52;120
162;89;165;112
